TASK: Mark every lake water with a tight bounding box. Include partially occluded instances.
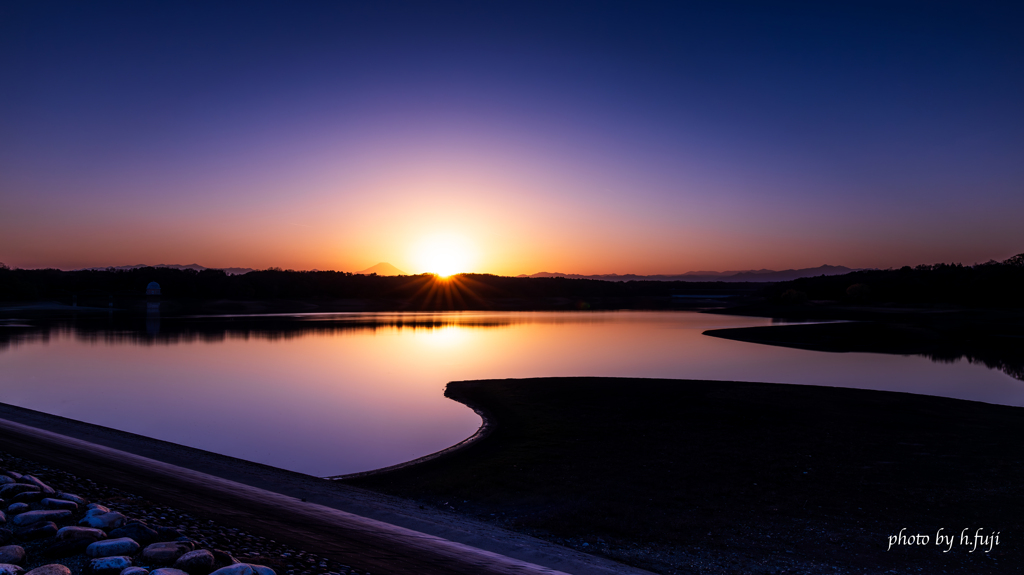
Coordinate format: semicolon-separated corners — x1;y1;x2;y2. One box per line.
1;310;1021;476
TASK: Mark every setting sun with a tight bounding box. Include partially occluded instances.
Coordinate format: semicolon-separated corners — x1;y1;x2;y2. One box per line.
414;234;476;277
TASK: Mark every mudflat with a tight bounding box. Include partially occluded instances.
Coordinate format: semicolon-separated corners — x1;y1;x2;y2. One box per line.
345;377;1024;574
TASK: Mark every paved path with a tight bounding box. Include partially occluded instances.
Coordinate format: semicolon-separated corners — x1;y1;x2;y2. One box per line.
0;403;652;575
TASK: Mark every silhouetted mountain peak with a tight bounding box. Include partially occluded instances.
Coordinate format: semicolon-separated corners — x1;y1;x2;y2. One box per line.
355;262;406;276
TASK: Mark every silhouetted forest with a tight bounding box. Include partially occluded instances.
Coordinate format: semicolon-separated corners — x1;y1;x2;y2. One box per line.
0;264;756;311
764;253;1024;308
4;254;1022;312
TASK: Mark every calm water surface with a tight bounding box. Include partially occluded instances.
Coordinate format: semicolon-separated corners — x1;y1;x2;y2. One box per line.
1;310;1020;476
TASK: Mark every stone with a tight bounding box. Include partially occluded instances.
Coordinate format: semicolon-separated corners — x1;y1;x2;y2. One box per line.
85;506;110;517
86;504;109;512
120;569;149;575
55;526;106;542
87;538;141;558
0;511;5;526
140;542;193;565
0;487;36;500
54;493;88;506
151;570;189;575
88;556;132;575
14;522;57;541
208;566;275;575
79;512;126;530
19;477;54;495
13;522;52;541
11;510;70;527
109;524;158;546
0;476;15;485
0;547;24;565
209;550;236;569
10;494;42;505
173;550;215;575
38;499;77;512
0;564;23;575
25;566;70;575
3;507;25;517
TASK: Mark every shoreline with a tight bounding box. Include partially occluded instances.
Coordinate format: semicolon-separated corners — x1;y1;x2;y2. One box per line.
326;392;495;481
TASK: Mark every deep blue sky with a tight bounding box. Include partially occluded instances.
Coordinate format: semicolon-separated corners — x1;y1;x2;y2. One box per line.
2;1;1022;273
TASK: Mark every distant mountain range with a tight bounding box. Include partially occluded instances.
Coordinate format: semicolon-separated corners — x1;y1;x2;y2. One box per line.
517;265;865;283
78;263;255;276
354;262;406;276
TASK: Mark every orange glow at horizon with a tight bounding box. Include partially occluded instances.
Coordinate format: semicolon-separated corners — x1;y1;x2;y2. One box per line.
412;234;477;277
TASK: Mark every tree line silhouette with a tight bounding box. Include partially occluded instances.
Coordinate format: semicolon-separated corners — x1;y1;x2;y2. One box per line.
0;264;756;309
4;253;1021;310
764;253;1024;308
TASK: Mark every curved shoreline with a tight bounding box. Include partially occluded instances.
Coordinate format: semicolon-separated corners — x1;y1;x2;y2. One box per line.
325;385;495;481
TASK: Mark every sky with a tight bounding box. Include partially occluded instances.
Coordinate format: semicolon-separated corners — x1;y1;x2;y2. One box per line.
2;1;1022;276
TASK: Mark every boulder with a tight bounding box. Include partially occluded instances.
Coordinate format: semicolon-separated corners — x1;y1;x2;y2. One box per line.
208;566;275;575
79;512;126;531
0;548;24;565
3;507;25;517
19;477;54;495
54;493;88;506
140;542;193;565
84;506;110;517
0;477;15;485
0;511;5;526
109;524;158;546
209;550;236;569
0;564;22;575
55;526;106;542
0;487;36;500
120;569;149;575
11;494;43;505
14;522;57;541
88;556;132;575
38;499;77;512
173;550;215;575
25;566;70;575
11;510;70;527
87;538;141;559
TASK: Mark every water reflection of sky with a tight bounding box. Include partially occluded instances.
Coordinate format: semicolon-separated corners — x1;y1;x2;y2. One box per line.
0;311;1020;476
